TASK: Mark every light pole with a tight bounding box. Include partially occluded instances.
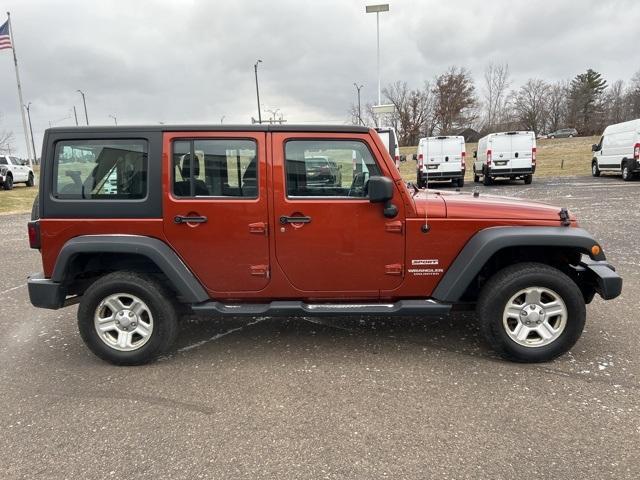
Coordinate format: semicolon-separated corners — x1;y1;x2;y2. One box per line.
353;83;364;125
76;89;89;125
109;114;117;125
73;106;79;126
365;4;389;107
23;102;36;166
254;59;262;124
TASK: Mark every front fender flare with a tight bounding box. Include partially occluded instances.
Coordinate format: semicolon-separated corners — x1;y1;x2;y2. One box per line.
432;226;605;302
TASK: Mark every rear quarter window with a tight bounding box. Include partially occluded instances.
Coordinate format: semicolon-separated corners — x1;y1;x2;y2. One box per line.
53;139;148;200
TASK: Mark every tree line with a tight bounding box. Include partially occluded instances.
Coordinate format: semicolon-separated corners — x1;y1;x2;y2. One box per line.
351;65;640;146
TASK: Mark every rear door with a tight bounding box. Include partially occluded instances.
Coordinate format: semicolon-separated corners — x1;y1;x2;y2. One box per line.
271;132;405;296
510;133;533;169
162;131;270;295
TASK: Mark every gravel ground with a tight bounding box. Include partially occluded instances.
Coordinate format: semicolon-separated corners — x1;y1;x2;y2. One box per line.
0;175;638;479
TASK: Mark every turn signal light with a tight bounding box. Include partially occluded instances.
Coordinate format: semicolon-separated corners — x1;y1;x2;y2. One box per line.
591;245;601;256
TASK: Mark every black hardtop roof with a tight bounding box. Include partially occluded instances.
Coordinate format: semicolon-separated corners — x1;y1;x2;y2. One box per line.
46;124;371;135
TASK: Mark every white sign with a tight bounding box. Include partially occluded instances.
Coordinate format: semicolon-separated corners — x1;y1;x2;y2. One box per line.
372;104;396;115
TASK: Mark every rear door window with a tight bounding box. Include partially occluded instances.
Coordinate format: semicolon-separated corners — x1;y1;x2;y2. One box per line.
53;139;148;199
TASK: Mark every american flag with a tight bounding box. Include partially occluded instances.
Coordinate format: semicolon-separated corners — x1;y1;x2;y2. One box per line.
0;20;12;51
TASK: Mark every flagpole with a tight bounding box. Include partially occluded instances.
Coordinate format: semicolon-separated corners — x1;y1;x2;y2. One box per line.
6;12;33;168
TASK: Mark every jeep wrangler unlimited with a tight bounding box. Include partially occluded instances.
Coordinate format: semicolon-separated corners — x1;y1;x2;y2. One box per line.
27;125;622;365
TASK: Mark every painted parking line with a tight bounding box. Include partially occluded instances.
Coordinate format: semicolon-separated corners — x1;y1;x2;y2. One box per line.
0;284;25;295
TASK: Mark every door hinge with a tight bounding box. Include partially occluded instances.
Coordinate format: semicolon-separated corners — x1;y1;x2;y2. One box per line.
250;264;270;278
249;222;268;235
385;220;403;233
385;263;403;276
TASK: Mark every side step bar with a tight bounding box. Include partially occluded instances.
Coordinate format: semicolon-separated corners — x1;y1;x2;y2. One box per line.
191;299;451;317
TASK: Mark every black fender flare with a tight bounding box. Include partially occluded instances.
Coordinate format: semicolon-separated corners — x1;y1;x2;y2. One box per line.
431;226;605;302
51;235;208;303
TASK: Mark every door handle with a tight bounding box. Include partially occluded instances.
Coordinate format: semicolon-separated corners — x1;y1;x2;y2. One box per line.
174;215;207;224
280;215;311;224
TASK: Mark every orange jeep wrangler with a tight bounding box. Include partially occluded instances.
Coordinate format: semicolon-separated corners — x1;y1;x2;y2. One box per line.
27;125;621;365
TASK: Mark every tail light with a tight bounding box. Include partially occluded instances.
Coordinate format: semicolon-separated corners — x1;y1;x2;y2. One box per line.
486;149;492;166
532;147;537;166
418;153;424;168
634;143;640;160
28;221;41;249
394;153;400;166
461;151;466;170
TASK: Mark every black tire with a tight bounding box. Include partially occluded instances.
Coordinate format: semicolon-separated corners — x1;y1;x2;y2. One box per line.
26;172;34;187
3;173;13;190
31;193;39;220
473;168;480;183
622;162;632;181
483;174;493;186
591;161;600;177
477;262;586;363
78;272;179;365
457;177;465;188
524;175;532;185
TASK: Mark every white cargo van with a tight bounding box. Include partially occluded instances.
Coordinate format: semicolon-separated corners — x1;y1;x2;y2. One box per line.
416;136;465;187
473;131;536;185
591;119;640;181
375;127;401;167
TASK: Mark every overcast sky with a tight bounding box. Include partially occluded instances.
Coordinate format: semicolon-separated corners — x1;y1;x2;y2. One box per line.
0;0;638;157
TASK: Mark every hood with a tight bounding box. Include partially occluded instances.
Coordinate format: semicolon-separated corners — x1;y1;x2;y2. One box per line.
413;189;575;223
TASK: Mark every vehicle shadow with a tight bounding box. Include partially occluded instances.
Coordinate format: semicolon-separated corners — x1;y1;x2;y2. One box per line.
172;311;491;361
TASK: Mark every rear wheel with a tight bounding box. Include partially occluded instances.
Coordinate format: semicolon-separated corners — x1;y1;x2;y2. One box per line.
78;272;178;365
456;177;465;188
483;174;493;186
473;168;480;183
591;161;600;177
3;174;13;190
477;263;585;362
524;175;532;185
622;162;632;181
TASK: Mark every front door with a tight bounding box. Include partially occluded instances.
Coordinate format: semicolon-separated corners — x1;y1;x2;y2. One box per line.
271;132;405;296
163;131;270;295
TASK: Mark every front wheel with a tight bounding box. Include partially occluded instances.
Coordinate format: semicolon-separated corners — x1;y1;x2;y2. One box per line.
3;174;13;190
78;272;178;365
592;161;600;177
477;262;586;362
26;172;34;187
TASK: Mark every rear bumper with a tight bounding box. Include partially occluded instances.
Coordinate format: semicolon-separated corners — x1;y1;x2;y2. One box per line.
487;166;535;176
28;273;66;309
575;258;622;300
418;170;464;180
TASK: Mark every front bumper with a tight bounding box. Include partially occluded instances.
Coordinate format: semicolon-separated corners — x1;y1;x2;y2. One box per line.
575;258;622;300
28;273;66;309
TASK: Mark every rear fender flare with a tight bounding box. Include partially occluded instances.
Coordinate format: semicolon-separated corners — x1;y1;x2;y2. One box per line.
52;235;208;303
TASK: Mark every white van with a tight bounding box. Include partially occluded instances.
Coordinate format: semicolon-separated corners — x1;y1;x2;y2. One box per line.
473;131;536;185
416;136;465;187
591;119;640;181
375;127;401;167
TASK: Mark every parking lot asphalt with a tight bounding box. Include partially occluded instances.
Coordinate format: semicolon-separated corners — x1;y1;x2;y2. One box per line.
1;175;639;479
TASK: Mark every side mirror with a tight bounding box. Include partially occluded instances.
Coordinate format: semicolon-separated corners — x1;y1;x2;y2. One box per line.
412;153;417;161
368;176;398;218
591;144;599;152
473;151;477;158
368;176;393;203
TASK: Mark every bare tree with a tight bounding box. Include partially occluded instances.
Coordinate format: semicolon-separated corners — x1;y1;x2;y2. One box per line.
511;79;550;134
432;66;478;135
627;70;640;120
381;81;436;146
606;80;627;124
546;81;569;132
0;130;14;155
482;63;511;131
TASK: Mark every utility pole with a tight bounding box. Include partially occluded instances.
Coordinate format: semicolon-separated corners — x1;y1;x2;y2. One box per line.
220;115;225;124
353;83;364;125
254;59;262;124
77;89;89;125
24;102;37;164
